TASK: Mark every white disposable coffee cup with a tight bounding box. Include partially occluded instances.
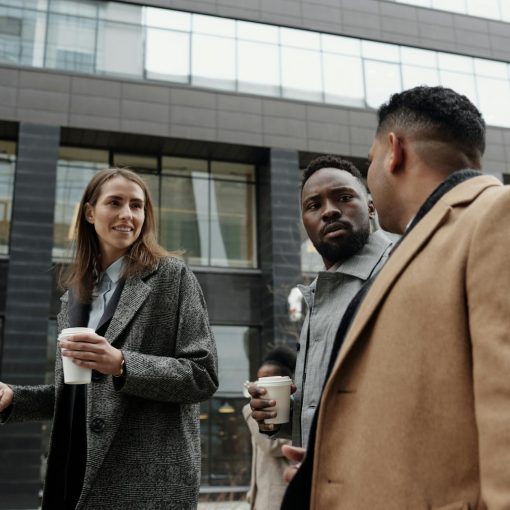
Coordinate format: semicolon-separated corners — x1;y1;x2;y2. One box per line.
255;376;292;424
58;327;95;385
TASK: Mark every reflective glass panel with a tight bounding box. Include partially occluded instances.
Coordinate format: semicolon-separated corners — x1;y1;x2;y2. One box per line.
431;0;464;13
321;34;361;56
438;53;473;73
145;28;190;83
402;65;440;90
45;13;96;73
210;179;256;268
476;77;510;128
364;60;402;109
192;33;236;91
281;46;322;101
362;40;400;62
439;71;478;105
144;7;191;31
200;325;258;487
236;20;278;44
474;58;507;79
237;40;280;96
400;47;437;67
193;14;235;37
161;157;208;263
280;27;320;50
468;0;500;18
53;147;108;261
322;53;364;106
0;141;15;256
96;20;143;77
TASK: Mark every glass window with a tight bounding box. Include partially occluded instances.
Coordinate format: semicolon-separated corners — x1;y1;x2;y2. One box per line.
192;33;236;91
476;77;510;128
400;47;437;68
236;20;278;44
45;13;96;73
193;14;235;38
321;34;361;57
144;7;191;31
96;20;143;77
438;53;473;74
322;53;364;106
98;1;141;24
431;0;464;13
474;58;507;79
145;28;190;83
280;27;321;50
364;60;402;109
161;158;257;268
237;39;279;96
467;0;500;19
281;45;322;101
161;157;208;265
53;147;108;261
0;141;16;256
362;40;400;63
439;70;478;105
402;65;440;90
200;325;259;488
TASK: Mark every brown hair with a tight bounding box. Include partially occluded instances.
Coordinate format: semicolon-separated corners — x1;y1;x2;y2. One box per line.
60;167;168;302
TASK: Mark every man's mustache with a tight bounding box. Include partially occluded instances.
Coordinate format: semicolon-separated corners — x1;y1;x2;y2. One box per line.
321;220;351;237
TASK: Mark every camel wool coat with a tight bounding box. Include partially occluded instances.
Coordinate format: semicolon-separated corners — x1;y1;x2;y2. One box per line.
5;257;218;510
311;175;510;509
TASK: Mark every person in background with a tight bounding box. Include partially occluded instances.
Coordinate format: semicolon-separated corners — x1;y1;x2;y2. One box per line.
0;168;218;509
249;155;392;450
282;85;510;509
243;346;297;510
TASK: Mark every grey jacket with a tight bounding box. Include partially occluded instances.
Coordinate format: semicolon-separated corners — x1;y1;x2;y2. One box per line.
5;257;218;509
289;230;391;447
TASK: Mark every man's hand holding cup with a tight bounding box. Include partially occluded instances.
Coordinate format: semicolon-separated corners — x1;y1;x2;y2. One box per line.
248;377;296;432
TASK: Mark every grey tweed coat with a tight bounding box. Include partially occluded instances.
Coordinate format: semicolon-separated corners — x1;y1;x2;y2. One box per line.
6;257;218;509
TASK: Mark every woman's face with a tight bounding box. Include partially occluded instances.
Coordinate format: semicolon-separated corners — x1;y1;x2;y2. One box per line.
85;176;145;269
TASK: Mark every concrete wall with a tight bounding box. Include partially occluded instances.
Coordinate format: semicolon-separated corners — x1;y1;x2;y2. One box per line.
1;65;508;179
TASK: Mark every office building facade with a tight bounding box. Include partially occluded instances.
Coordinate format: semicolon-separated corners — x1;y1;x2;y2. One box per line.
0;0;509;507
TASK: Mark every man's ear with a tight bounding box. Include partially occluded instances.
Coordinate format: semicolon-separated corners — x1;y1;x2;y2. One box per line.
386;131;404;174
84;203;94;224
367;197;376;219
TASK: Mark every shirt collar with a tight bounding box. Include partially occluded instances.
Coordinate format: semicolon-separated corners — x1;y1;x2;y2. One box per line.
104;256;124;284
323;229;392;281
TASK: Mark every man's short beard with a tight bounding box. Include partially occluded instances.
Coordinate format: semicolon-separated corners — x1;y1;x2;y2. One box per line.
314;227;370;265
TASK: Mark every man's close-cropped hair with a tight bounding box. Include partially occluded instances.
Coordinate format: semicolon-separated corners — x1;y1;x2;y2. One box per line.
302;155;365;190
377;86;486;158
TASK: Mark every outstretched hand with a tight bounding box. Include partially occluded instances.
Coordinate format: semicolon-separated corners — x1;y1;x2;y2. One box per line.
59;332;124;376
0;382;14;412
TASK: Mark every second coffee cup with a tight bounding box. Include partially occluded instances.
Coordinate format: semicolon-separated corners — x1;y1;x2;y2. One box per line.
58;327;95;384
255;375;292;424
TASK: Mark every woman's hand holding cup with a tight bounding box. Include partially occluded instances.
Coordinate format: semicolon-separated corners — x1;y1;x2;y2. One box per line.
59;330;124;377
0;382;14;412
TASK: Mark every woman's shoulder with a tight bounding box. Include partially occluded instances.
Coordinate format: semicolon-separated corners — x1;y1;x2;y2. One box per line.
155;255;195;279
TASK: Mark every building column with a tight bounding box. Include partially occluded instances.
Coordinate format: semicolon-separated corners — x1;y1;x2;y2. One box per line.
259;148;302;351
0;123;59;509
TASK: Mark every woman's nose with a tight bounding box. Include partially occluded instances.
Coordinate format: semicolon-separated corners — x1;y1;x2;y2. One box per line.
118;204;133;219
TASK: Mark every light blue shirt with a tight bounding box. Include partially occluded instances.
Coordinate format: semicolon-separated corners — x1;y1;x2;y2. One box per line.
87;257;124;331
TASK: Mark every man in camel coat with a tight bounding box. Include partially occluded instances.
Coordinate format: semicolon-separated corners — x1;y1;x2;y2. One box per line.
281;86;510;509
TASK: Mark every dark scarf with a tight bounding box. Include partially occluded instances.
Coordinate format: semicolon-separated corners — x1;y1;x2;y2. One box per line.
281;169;482;510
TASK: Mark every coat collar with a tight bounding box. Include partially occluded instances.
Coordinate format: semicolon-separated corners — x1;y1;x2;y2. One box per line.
298;230;391;307
65;263;158;342
327;174;502;378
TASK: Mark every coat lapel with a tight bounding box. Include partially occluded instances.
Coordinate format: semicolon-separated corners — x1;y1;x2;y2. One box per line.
328;175;501;379
100;266;156;347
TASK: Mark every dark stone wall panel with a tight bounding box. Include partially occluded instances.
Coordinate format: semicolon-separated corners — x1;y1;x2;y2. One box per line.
0;123;59;510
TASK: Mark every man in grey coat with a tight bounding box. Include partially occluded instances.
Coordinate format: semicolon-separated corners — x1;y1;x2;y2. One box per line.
249;155;391;449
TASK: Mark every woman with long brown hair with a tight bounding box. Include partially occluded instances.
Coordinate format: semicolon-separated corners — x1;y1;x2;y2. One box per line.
0;168;218;509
